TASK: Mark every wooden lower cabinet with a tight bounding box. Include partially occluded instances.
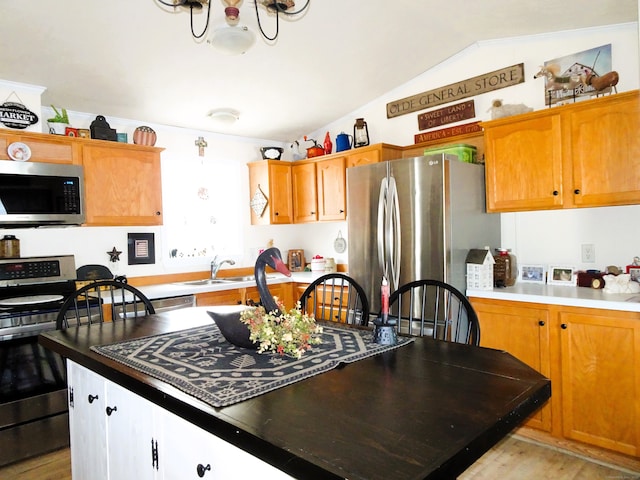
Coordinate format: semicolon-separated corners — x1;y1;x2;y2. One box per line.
470;297;640;457
196;283;292;309
471;300;552;432
67;361;292;479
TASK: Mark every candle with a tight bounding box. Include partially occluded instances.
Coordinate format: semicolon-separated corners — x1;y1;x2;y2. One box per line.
381;276;389;324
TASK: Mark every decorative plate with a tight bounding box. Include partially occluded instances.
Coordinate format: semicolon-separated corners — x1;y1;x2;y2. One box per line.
250;185;268;217
7;142;31;161
334;230;347;253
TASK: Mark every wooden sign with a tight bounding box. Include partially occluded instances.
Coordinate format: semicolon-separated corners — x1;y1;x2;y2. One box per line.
417;100;475;131
414;121;482;144
387;63;524;118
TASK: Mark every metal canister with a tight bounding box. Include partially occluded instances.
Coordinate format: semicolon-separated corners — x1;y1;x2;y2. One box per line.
0;235;20;258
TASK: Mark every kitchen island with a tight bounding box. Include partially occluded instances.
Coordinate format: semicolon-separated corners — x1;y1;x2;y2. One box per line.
40;307;550;479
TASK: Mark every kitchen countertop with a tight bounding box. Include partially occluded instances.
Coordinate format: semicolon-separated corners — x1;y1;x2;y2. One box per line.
137;271;328;301
467;283;640;313
139;272;640;313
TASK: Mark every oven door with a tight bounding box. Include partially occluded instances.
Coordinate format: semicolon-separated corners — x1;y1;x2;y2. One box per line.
0;301;70;466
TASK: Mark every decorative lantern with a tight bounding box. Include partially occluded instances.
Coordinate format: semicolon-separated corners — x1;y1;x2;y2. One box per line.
353;118;369;148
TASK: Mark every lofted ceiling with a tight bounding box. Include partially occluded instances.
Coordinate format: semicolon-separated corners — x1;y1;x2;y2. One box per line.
0;1;637;142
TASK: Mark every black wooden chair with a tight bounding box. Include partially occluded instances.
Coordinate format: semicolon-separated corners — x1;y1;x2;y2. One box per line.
388;279;480;345
299;273;370;326
56;278;155;330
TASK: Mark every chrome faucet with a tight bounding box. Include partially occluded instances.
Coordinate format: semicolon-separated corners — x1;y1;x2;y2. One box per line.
211;256;235;279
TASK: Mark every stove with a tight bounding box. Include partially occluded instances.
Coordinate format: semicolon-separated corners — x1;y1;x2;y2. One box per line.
0;255;77;466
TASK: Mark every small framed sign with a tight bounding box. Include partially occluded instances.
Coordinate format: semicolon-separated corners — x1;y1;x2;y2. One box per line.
548;265;576;286
519;264;546;284
128;233;155;265
288;249;305;272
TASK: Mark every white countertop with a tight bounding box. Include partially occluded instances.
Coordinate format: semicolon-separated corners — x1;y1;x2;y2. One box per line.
467;283;640;313
137;271;329;302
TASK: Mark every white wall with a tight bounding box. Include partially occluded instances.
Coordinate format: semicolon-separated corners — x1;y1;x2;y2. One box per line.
3;22;638;277
308;22;640;273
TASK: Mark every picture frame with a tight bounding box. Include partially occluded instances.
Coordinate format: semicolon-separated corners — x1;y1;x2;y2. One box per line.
518;264;546;283
78;129;91;139
288;249;305;272
127;233;155;265
626;265;640;282
547;265;576;286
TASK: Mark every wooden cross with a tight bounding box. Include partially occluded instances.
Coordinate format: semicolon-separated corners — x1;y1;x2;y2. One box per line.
195;136;208;157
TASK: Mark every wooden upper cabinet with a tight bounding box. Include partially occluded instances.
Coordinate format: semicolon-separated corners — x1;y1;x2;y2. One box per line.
345;143;402;168
248;160;293;225
316;156;346;221
483;113;564;212
482;90;640;212
568;92;640;207
292;162;317;223
82;142;163;226
0;128;81;164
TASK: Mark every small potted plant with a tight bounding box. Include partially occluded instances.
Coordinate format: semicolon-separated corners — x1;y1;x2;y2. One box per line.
47;105;70;135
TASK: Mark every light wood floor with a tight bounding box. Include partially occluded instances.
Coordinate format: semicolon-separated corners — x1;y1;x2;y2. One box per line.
1;433;639;479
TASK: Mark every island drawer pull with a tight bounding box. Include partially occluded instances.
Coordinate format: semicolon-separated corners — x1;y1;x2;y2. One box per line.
105;405;118;416
88;394;99;404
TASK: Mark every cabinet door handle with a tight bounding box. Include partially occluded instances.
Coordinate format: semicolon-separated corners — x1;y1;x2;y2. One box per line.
310;211;315;215
197;463;211;477
88;394;99;404
552;190;559;196
561;323;568;329
155;211;161;216
105;405;118;416
339;209;344;213
274;212;279;216
538;320;545;326
574;189;580;194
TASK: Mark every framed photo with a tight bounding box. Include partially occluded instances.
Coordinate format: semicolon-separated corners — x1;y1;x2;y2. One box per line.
519;264;546;283
288;249;305;272
127;233;155;265
548;265;576;286
78;129;91;138
626;265;640;282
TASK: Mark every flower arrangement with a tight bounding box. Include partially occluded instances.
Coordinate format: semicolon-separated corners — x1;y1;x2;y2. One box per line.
240;298;323;359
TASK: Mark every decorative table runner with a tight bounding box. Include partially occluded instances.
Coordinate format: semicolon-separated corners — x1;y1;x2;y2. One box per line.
91;323;412;408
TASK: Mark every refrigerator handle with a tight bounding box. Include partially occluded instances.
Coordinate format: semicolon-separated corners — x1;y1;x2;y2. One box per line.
376;178;388;278
388;176;401;290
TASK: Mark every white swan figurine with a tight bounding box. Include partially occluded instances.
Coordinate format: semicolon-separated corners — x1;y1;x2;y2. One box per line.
255;247;291;314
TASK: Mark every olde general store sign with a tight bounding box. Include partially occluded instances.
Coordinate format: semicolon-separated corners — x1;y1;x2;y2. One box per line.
387;63;524;118
414;121;482;144
417;100;475;131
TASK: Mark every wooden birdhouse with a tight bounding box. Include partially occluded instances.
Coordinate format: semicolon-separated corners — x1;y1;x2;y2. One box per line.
466;248;495;290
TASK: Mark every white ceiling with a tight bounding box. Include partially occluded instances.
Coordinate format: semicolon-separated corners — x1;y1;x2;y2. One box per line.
0;1;637;142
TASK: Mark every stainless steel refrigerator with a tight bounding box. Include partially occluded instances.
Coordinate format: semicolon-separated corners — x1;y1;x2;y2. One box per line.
347;155;500;315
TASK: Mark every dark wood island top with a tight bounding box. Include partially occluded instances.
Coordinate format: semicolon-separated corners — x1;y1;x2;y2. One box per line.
40;307;550;480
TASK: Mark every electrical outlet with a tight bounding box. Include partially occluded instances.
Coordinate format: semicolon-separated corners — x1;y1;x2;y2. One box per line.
581;244;595;263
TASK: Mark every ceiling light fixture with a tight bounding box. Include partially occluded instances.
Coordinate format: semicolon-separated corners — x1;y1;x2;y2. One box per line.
254;0;310;42
207;108;240;125
207;24;255;55
156;0;212;39
156;0;310;51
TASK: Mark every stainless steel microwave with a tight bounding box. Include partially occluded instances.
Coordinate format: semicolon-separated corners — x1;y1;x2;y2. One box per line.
0;161;85;227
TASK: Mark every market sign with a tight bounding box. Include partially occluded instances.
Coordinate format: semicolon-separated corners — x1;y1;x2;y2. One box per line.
417;100;475;131
387;63;524;119
414;121;482;144
0;102;39;129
